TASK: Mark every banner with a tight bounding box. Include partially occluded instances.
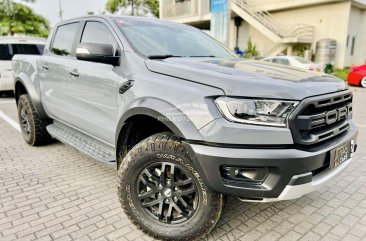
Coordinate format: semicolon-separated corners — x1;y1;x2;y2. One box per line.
210;0;229;46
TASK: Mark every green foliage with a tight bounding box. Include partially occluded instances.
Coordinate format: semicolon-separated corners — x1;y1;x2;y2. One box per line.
145;0;159;18
244;38;258;59
333;67;350;81
106;0;159;17
0;0;49;37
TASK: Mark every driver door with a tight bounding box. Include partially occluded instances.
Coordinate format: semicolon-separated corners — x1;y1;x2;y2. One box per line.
66;20;123;145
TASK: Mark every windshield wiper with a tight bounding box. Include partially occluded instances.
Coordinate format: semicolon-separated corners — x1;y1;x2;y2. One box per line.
147;55;183;59
188;55;217;58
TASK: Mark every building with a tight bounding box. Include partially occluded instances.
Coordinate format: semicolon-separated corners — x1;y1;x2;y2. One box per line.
159;0;366;68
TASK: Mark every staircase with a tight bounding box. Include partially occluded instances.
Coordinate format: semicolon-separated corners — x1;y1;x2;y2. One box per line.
263;43;288;57
231;0;314;55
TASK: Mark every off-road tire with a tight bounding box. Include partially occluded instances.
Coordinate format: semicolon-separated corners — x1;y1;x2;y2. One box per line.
17;94;51;146
117;133;223;241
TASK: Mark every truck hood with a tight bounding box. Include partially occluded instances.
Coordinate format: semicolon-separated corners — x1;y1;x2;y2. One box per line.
145;58;348;100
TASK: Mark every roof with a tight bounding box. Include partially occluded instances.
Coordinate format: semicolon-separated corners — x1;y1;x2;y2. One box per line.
0;36;46;44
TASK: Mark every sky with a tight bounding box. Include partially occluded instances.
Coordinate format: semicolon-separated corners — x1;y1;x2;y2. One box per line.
14;0;107;27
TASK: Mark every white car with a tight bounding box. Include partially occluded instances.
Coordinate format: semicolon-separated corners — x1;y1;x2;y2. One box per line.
0;36;45;94
262;56;324;72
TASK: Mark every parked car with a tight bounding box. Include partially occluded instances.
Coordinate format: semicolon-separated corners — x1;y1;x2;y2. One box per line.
347;64;366;87
262;56;324;72
12;16;358;240
0;37;45;95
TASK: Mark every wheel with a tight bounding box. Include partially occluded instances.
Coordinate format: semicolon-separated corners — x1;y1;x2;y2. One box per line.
361;77;366;88
17;94;51;146
118;133;223;241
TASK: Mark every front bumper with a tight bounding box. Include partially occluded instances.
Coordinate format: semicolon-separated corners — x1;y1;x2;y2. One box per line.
184;124;358;201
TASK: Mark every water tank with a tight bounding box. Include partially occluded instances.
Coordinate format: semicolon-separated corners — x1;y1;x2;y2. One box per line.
315;39;337;65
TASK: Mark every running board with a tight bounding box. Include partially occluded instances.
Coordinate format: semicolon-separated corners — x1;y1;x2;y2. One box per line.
46;122;116;168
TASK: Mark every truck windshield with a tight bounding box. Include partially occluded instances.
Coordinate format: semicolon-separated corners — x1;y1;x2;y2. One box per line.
113;17;236;59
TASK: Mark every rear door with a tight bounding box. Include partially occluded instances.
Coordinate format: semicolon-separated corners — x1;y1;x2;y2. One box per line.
66;20;122;144
39;22;80;122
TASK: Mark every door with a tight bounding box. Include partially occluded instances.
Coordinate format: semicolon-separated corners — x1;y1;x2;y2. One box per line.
39;22;80;122
66;20;122;144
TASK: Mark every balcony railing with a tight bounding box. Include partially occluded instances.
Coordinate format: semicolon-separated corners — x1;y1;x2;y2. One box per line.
233;0;314;42
246;0;338;11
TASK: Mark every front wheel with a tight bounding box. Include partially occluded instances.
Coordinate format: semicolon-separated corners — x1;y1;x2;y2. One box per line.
117;134;223;241
361;77;366;88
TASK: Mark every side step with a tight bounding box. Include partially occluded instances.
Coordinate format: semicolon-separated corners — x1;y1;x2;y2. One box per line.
46;122;116;168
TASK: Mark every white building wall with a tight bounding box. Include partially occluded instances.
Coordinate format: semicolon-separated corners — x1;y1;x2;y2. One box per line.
229;19;274;56
229;19;250;51
346;6;366;66
267;1;351;68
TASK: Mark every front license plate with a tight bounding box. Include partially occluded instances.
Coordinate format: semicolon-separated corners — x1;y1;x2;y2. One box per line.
330;141;352;168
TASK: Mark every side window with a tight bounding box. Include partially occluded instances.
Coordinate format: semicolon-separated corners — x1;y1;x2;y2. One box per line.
51;23;79;56
272;58;280;64
81;21;120;56
273;58;290;65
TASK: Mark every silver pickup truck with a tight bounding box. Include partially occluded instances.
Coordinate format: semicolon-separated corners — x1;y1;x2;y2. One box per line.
12;16;358;240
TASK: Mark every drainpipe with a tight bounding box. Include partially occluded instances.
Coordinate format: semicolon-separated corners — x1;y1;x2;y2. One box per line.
234;17;242;49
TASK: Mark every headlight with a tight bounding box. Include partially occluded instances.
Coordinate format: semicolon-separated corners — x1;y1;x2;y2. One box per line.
215;97;298;127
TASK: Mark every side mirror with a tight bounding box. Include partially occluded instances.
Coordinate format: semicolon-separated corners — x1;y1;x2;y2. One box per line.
76;42;120;66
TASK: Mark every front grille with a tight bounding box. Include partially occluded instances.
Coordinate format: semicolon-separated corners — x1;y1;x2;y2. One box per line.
290;91;353;146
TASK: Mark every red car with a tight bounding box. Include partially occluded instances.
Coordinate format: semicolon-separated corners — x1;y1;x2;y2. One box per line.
347;64;366;87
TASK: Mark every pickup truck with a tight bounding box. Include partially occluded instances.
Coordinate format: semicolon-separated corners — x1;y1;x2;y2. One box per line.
13;16;358;240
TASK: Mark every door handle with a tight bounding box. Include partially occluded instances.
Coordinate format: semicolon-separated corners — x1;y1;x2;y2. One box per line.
69;70;79;77
119;80;134;94
41;64;49;70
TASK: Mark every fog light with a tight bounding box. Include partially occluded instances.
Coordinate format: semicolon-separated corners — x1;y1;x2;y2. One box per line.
221;166;269;183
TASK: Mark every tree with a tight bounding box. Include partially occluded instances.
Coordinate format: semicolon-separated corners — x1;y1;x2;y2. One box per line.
106;0;159;18
0;0;50;37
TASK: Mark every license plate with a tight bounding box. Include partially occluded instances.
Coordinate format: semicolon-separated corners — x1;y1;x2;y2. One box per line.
330;141;354;168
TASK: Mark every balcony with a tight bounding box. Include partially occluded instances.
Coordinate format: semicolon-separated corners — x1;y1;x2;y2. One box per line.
160;0;210;24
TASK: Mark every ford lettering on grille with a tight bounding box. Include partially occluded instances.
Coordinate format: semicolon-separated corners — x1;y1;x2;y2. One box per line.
290;92;353;145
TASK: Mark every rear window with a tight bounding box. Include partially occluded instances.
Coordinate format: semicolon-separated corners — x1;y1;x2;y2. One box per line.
0;44;44;61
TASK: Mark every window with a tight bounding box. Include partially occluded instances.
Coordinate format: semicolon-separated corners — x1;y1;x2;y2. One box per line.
0;44;44;60
81;21;119;55
51;23;79;56
0;44;11;60
351;36;356;56
294;57;312;64
272;58;290;65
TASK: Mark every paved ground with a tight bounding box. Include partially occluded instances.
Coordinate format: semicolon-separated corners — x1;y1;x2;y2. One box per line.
0;87;365;241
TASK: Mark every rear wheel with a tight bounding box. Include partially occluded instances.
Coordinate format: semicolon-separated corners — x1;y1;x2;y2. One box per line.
17;94;51;146
361;77;366;88
118;133;223;240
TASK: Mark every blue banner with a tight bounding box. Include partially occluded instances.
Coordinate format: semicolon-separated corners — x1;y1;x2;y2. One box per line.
210;0;229;45
211;0;227;13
